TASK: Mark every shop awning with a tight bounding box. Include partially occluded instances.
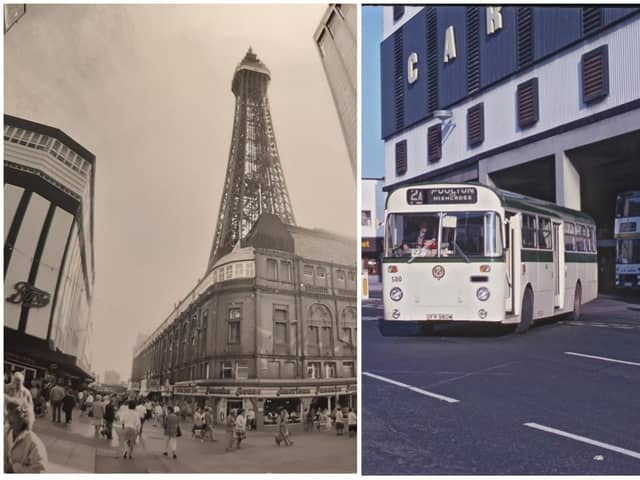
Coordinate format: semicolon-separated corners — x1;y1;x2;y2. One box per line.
4;327;94;382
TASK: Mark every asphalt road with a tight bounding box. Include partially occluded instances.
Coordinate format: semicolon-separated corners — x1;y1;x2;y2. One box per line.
362;293;640;475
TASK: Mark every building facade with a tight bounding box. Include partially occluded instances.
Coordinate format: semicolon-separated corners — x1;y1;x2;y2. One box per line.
314;3;357;176
132;214;357;428
361;177;385;276
132;49;356;429
380;6;640;291
4;114;95;386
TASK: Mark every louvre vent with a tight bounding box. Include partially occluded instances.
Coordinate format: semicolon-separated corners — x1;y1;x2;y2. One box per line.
426;8;438;113
393;6;405;22
516;7;534;68
467;103;484;147
395;140;407;176
582;7;602;35
466;7;481;94
427;125;442;163
582;45;609;104
517;78;539;129
393;29;404;130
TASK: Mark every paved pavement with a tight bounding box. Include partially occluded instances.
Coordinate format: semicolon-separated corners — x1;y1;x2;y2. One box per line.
362;294;640;475
34;411;356;473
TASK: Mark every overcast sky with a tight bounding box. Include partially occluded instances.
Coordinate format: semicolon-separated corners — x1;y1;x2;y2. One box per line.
4;4;355;381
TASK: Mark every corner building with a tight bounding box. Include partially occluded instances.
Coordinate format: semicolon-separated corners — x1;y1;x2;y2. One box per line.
4;115;95;386
381;6;640;292
132;214;356;427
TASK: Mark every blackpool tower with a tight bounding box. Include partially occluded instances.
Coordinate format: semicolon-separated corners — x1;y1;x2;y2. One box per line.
207;48;296;270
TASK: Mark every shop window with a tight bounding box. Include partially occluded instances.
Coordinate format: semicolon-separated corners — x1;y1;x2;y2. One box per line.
522;214;537;248
537;217;552;250
343;361;355;378
266;258;278;280
336;270;345;282
236;361;249;380
324;362;337;378
227;308;241;344
263;398;301;425
280;261;292;282
221;361;234;379
303;265;314;277
307;362;322;379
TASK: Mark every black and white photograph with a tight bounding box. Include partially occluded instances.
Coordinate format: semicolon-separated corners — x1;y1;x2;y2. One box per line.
4;3;356;473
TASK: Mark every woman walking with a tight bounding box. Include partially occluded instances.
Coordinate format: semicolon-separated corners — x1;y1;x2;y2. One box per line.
234;408;247;449
120;400;141;459
225;409;237;452
163;406;180;459
275;408;293;446
90;395;105;437
335;407;345;436
5;398;48;473
103;396;116;440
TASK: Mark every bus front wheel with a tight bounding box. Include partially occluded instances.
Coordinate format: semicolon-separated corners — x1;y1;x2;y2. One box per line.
516;287;534;334
566;283;582;322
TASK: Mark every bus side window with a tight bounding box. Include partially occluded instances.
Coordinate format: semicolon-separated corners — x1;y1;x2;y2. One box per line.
522;214;537;248
564;222;575;251
504;212;516;250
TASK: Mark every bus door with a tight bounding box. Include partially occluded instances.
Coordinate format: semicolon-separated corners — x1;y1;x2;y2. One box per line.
553;222;564;308
506;213;522;315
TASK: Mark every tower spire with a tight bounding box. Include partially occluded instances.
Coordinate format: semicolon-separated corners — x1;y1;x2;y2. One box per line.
207;49;296;270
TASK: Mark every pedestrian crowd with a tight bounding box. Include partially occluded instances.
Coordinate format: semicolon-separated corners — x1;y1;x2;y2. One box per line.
4;371;357;472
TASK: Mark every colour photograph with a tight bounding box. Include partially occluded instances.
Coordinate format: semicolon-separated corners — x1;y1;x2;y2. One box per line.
361;5;640;475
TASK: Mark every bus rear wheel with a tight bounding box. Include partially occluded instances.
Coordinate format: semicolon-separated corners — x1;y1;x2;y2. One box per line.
516;287;534;334
566;283;582;322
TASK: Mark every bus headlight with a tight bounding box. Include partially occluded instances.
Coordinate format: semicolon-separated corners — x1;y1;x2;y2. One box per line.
476;287;490;301
478;309;488;319
390;287;403;301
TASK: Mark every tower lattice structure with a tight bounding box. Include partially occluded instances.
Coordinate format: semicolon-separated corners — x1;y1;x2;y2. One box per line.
207;48;296;270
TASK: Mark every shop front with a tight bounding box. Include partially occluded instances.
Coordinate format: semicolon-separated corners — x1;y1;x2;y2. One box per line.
172;382;357;430
361;237;383;276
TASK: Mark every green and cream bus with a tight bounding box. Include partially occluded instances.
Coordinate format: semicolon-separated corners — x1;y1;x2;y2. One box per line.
381;184;597;334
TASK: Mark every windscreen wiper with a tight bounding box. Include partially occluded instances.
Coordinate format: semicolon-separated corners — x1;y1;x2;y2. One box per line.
454;241;471;263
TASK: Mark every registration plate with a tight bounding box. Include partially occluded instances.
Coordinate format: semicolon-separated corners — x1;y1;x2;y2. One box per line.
426;313;453;320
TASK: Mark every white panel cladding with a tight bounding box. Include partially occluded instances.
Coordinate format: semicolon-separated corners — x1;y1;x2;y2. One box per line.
26;207;74;339
385;17;640;187
382;6;424;40
4;184;25;242
361;179;385;238
4;193;50;330
50;221;78;348
4;142;89;199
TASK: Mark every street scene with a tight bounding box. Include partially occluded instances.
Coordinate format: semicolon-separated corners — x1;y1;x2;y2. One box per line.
4;4;356;473
28;396;355;473
361;5;640;475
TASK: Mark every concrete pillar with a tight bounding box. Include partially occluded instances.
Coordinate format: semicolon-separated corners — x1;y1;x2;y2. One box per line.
555;151;581;210
478;160;496;187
